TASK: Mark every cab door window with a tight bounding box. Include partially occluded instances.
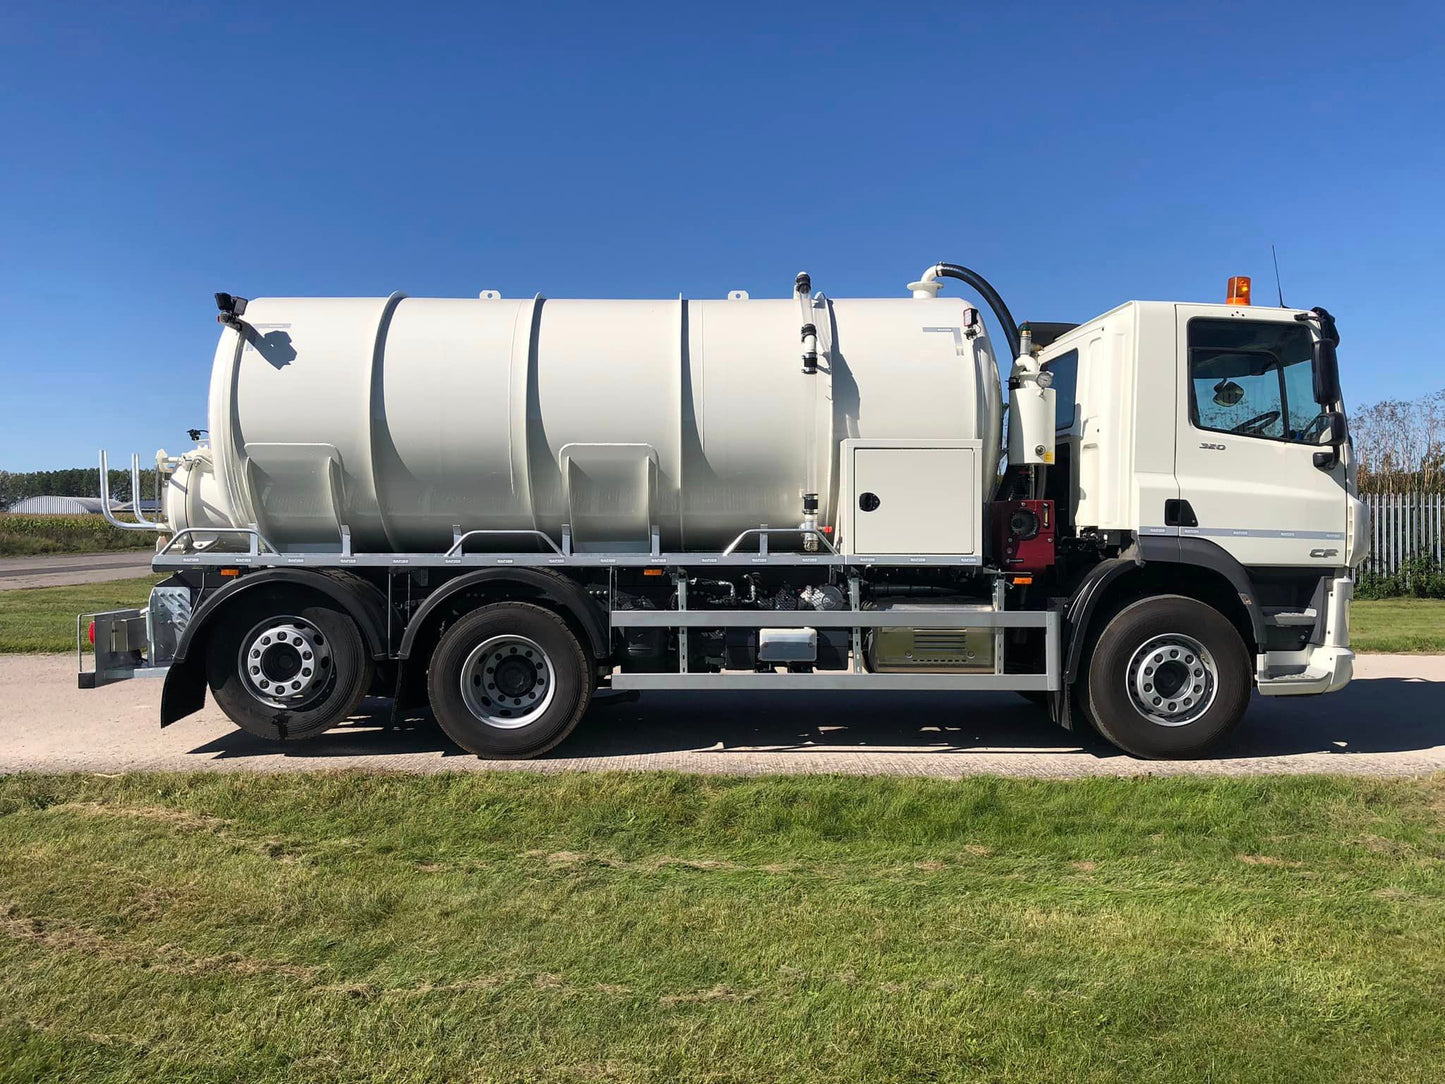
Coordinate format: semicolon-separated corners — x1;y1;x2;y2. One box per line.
1188;319;1324;443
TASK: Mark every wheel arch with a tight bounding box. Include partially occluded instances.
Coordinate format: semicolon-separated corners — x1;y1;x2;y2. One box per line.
160;569;395;727
398;569;608;668
1063;538;1263;684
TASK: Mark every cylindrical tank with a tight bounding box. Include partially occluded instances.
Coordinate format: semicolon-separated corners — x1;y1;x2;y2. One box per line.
174;289;1003;553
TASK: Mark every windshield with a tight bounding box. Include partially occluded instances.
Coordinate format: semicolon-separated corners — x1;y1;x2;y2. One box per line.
1188;318;1328;443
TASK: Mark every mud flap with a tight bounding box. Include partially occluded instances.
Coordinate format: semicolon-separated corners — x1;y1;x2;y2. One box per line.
1050;684;1074;732
160;656;207;727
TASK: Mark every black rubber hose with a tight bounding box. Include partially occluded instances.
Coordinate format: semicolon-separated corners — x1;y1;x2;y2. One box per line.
934;263;1021;359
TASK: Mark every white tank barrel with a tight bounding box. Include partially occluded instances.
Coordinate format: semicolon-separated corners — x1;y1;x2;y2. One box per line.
171;288;1003;552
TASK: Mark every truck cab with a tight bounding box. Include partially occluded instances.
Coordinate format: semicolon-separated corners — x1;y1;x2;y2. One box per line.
1039;295;1362;727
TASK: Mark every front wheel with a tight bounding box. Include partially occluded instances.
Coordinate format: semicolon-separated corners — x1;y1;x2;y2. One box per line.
427;602;593;758
1084;595;1251;759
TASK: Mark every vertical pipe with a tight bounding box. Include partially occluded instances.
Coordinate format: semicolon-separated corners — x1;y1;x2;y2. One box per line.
1369;495;1376;573
1434;493;1440;564
1372;495;1380;573
1409;491;1415;560
1392;494;1398;573
675;295;687;550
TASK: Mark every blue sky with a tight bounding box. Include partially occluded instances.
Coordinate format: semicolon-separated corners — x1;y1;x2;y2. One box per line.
1;1;1441;471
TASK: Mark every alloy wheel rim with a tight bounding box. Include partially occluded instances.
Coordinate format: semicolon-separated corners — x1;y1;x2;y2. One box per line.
460;634;556;729
238;617;333;709
1124;632;1219;727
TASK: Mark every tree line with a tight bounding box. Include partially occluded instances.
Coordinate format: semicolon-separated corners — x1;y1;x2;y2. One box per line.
0;467;162;510
1349;388;1445;495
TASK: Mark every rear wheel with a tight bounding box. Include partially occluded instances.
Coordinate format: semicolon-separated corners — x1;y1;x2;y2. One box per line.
205;591;372;741
427;602;593;758
1084;594;1251;758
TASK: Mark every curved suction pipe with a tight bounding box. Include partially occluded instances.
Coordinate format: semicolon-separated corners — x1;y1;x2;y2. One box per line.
909;263;1021;360
98;449;166;532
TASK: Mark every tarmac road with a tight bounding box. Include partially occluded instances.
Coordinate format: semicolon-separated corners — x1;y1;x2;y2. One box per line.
0;551;155;591
2;652;1443;777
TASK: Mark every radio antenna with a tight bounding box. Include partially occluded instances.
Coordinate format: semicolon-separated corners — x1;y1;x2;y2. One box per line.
1271;244;1285;307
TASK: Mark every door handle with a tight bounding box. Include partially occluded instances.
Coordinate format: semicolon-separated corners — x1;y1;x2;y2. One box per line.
1164;499;1198;528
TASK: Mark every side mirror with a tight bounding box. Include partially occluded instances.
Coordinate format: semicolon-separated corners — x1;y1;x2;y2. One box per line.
1312;338;1340;405
1320;410;1346;446
1312;410;1347;470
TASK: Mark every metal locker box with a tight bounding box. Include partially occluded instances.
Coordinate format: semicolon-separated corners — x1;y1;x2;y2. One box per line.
839;439;982;556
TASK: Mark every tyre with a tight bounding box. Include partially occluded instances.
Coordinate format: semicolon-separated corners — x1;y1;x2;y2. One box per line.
1084;594;1251;759
205;590;373;741
426;602;593;758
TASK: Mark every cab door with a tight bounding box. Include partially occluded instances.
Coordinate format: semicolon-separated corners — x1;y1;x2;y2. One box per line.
1171;305;1346;569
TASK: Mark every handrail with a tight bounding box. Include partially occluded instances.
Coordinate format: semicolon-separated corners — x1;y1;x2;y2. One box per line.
98;450;165;532
129;453;164;528
721;527;839;557
157;527;281;557
446;529;565;557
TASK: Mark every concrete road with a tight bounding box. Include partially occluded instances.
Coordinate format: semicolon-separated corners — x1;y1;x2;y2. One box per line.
2;652;1443;777
0;551;154;591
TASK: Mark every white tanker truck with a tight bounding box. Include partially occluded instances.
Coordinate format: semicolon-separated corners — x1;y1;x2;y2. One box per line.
81;264;1367;759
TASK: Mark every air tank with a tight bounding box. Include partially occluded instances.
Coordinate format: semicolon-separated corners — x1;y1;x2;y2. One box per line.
168;284;1003;553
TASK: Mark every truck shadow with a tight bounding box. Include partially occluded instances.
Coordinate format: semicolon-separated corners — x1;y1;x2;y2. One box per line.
187;675;1444;763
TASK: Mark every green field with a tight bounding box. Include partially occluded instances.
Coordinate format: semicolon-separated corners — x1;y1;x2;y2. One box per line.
4;577;1442;655
1348;598;1445;653
0;575;161;653
1;772;1443;1083
0;514;154;557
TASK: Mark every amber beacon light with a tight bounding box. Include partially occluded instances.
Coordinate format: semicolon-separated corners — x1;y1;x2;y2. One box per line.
1226;276;1252;305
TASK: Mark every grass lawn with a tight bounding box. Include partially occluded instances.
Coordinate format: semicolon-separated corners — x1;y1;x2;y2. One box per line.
0;575;160;653
1;772;1443;1082
1349;597;1445;653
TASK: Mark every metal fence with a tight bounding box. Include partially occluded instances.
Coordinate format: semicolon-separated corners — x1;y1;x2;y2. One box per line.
1363;492;1445;575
